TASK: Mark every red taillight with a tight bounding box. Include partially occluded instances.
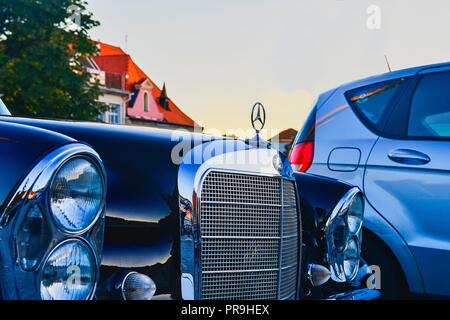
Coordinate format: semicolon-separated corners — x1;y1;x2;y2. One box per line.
289;141;314;172
290;103;317;172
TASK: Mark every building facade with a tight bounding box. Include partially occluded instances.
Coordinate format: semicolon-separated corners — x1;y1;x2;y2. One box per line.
83;57;129;125
91;42;200;131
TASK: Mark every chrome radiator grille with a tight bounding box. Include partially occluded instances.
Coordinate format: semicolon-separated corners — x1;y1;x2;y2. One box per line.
199;171;299;300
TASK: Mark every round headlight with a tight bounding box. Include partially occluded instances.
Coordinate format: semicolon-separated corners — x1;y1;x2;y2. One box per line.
50;157;104;233
325;187;364;283
347;194;364;234
343;237;360;281
331;216;348;253
40;239;96;300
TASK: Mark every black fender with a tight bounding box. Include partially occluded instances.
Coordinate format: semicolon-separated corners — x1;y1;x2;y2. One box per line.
0;121;75;211
0;121;76;299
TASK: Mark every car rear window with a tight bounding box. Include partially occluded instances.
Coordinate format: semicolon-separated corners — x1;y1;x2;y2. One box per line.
408;71;450;138
346;78;408;132
293;104;317;145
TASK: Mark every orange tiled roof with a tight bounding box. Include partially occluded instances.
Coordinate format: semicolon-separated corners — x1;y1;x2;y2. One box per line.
97;42;126;56
270;128;298;143
93;41;197;128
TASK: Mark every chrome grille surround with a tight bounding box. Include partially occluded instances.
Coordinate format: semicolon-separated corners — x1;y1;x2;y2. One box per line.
198;171;299;300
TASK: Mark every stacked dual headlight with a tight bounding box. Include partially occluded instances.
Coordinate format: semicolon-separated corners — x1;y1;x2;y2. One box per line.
40;157;104;300
324;187;364;283
1;144;106;300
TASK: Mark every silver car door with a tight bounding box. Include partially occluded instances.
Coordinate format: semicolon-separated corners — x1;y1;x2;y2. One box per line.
365;68;450;296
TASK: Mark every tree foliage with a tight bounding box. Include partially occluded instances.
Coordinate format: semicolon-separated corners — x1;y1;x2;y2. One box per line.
0;0;106;120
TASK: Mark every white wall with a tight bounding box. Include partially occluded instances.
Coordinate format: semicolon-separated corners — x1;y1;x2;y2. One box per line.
99;93;127;124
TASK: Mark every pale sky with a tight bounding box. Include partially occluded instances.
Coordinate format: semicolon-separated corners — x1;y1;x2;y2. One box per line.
88;0;450;138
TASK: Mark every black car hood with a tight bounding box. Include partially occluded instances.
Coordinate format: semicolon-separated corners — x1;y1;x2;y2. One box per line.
0;119;75;211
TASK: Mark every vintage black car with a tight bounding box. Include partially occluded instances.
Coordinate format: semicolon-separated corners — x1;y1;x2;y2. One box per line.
0;99;378;300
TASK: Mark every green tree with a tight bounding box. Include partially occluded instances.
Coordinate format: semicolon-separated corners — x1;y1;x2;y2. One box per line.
0;0;106;120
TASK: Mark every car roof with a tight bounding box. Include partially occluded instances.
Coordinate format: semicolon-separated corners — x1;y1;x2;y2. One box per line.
337;61;450;92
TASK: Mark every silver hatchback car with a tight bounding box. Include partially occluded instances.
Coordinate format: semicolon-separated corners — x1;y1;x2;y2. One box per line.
289;62;450;299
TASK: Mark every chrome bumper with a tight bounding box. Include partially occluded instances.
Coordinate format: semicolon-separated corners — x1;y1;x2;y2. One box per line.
327;289;381;300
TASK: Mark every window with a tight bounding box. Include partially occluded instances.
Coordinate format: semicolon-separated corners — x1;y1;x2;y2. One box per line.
408;72;450;138
346;78;408;131
97;112;105;122
108;104;120;124
144;92;149;112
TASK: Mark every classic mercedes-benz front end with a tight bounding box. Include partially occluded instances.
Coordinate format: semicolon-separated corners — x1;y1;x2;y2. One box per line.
178;143;300;300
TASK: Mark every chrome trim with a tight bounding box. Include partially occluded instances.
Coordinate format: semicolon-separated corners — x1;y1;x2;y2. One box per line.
327;288;381;300
178;140;300;300
200;201;284;207
120;271;138;301
0;143;106;229
307;264;331;287
325;187;361;229
181;273;195;300
277;179;285;298
324;187;364;283
203;268;280;274
38;238;99;301
203;236;281;240
200;173;299;300
47;155;106;235
200;264;300;275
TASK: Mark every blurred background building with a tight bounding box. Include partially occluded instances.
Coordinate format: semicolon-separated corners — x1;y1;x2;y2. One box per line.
269;128;298;155
84;42;200;131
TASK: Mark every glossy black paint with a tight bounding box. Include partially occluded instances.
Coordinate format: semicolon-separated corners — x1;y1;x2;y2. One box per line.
0;121;77;299
0;121;75;211
0;116;207;299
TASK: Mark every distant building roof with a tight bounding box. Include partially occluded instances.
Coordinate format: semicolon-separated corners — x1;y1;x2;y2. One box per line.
93;41;198;128
97;42;127;56
270;128;298;143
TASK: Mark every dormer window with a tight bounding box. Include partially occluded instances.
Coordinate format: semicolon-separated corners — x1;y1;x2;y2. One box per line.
159;83;170;111
144;92;149;112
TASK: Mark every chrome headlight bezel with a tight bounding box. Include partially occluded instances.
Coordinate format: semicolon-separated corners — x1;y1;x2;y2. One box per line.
324;187;364;283
39;238;98;301
47;155;106;235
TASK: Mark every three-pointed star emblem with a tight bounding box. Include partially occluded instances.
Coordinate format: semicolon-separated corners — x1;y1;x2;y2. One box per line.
251;102;266;133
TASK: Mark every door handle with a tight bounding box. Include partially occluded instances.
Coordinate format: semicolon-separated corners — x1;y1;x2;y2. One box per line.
388;149;431;165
